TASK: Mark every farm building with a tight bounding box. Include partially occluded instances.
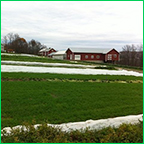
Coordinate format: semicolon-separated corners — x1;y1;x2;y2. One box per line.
52;51;66;60
1;44;5;52
1;44;15;53
66;48;119;62
39;47;57;57
48;52;57;58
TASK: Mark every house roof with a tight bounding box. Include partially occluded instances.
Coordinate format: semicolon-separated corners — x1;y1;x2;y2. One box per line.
39;48;54;52
53;51;66;55
67;48;118;54
48;52;56;56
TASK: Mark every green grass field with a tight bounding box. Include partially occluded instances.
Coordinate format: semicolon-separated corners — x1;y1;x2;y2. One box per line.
1;73;143;128
1;72;143;81
1;55;73;64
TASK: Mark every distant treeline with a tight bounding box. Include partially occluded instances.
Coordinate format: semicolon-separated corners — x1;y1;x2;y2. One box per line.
2;33;47;55
117;44;143;68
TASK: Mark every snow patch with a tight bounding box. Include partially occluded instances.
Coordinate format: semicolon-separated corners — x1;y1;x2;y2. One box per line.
1;65;143;77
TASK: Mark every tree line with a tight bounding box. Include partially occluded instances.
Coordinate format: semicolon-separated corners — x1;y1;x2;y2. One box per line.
2;33;46;55
117;44;143;68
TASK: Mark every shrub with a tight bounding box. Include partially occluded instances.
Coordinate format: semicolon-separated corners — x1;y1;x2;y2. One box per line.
1;122;143;143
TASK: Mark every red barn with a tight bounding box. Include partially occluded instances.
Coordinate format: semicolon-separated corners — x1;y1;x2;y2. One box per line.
66;48;119;62
39;48;57;57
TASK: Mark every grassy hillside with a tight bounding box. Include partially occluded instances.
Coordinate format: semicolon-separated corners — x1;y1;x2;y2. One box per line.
1;55;80;64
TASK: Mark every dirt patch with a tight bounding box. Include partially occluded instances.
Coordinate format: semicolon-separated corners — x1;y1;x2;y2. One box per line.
51;94;58;98
1;77;143;83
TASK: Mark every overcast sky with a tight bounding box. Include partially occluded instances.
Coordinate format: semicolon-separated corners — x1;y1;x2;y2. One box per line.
1;1;143;51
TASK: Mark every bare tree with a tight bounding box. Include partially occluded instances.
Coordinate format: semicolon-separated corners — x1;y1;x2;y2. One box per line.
137;44;143;67
121;45;131;65
2;33;20;52
119;44;143;68
28;39;44;55
2;32;48;55
130;44;137;66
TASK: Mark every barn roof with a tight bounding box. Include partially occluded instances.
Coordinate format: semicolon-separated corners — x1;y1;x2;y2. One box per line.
53;50;66;55
48;52;56;56
39;48;54;52
68;48;118;54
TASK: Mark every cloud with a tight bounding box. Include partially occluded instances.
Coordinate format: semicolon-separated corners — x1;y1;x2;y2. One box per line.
1;1;143;51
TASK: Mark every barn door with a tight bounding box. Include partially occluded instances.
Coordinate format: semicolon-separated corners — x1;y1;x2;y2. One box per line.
70;54;72;60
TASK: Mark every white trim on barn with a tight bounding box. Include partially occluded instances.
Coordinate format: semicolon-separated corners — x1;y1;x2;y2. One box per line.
68;48;114;54
74;55;81;60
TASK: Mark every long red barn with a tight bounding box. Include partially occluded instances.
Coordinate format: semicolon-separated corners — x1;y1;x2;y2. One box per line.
66;48;119;62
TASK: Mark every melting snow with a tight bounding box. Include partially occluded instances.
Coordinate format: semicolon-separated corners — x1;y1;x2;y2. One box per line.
1;65;143;77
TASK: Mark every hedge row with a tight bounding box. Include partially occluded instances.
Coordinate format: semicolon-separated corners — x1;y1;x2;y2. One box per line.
1;121;143;143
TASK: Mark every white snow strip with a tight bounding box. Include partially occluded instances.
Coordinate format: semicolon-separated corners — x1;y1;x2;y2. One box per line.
1;114;143;136
1;60;96;68
1;53;39;57
1;65;143;77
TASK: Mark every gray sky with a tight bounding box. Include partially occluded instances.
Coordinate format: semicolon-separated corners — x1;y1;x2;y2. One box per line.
1;1;143;51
